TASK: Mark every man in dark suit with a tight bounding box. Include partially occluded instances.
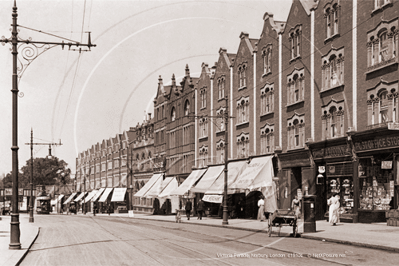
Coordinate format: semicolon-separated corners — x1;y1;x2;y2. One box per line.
185;199;192;220
197;199;204;220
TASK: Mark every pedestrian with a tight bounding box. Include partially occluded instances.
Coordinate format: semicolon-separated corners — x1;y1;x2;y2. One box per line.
257;195;266;222
328;193;340;225
197;199;204;220
185;198;192;220
291;195;301;218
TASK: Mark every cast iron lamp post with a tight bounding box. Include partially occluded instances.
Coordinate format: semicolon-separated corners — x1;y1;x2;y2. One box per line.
0;0;95;249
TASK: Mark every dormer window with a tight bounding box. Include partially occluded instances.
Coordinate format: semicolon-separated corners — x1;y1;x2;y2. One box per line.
171;107;176;121
184;100;190;116
238;64;247;89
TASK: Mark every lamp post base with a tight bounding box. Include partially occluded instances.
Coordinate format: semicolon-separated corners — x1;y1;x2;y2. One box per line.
9;213;21;250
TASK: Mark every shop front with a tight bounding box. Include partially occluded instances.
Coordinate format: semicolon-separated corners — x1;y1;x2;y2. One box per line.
111;188;128;213
309;138;356;222
134;173;163;213
352;129;398;223
276;150;314;216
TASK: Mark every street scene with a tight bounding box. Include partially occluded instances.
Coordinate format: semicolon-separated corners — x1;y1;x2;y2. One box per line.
4;213;399;266
1;0;399;265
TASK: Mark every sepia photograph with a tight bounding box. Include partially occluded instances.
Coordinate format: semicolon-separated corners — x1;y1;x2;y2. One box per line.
1;0;399;265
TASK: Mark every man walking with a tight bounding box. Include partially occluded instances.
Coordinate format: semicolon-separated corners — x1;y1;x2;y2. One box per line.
197;199;204;220
185;199;192;220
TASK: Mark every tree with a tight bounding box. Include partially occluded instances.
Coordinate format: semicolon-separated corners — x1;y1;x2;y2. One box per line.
3;157;71;188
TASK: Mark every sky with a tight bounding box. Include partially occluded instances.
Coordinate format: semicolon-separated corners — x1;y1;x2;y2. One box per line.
0;0;291;177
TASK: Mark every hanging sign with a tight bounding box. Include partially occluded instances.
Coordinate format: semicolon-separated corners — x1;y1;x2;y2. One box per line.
381;161;392;169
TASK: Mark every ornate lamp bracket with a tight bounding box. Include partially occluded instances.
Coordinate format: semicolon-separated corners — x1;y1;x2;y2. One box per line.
17;39;57;81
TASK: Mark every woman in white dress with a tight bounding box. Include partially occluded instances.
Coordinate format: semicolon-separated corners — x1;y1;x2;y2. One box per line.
328;193;340;225
257;195;266;221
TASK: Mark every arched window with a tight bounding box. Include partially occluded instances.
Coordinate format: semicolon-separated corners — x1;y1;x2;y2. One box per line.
184;100;190;116
171;107;176;121
379;91;389;123
329;106;337;138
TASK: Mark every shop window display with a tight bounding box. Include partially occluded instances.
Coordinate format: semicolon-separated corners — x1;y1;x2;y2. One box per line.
327;177;354;214
326;163;354;215
358;158;394;211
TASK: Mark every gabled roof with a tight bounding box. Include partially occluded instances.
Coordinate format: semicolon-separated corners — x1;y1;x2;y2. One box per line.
299;0;319;15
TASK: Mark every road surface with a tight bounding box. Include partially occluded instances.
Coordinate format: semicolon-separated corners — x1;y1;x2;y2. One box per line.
21;214;399;266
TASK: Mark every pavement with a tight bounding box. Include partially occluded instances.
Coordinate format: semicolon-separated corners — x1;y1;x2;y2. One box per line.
1;211;399;266
0;213;39;266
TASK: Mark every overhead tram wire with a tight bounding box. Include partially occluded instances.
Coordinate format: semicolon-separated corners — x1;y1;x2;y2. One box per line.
56;0;90;140
59;53;82;138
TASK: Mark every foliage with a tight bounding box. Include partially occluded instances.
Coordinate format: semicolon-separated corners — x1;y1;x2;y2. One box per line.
2;157;71;188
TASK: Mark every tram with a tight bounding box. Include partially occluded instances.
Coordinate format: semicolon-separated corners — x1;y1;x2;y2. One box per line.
36;195;51;214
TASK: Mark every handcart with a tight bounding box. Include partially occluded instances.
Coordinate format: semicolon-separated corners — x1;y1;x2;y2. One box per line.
268;209;298;237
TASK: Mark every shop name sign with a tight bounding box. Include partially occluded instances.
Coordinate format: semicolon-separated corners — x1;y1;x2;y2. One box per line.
388;122;399;130
355;136;399;151
312;145;351;159
4;188;24;196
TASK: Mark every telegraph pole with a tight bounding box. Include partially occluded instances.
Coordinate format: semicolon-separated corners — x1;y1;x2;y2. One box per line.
25;129;63;223
1;1;96;250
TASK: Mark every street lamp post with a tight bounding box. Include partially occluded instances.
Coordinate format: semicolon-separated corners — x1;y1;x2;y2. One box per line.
29;129;34;223
223;96;229;225
0;1;95;249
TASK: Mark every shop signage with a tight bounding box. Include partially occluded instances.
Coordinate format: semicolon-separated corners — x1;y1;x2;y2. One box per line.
355;136;399;151
4;188;23;195
381;161;393;169
318;166;325;173
388;122;399;130
202;194;223;204
312;145;351;159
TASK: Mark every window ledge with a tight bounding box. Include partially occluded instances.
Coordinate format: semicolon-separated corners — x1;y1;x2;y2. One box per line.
218;97;227;102
366;57;398;74
235;121;249;128
287;147;305;152
371;2;393;15
260;111;274;117
324;33;340;44
320;84;344;94
200;106;207;110
286;100;304;108
238;86;247;91
289;56;302;64
262;72;271;78
199;136;208;141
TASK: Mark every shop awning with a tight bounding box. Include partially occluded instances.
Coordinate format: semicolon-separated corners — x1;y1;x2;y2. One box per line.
170;169;207;196
63;192;77;205
158;177;178;198
98;188;113;203
111;188;127;202
83;190;98;203
205;161;248;195
143;175;164;198
74;192;87;202
145;176;173;198
229;155;277;213
57;194;65;201
190;165;224;194
134;173;163;198
230;156;273;192
91;188;105;202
